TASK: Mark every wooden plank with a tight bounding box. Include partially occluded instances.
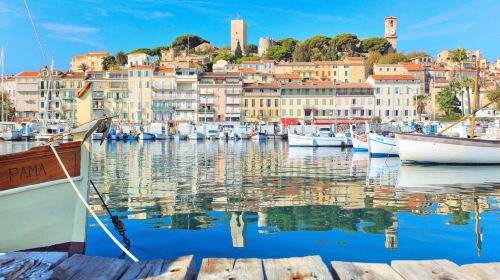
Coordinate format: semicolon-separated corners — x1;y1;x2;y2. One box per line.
153;255;196;280
0;258;53;280
391;260;478;280
263;255;333;280
197;258;263;280
51;254;130;280
461;262;500;280
119;259;164;280
331;261;404;280
0;251;68;267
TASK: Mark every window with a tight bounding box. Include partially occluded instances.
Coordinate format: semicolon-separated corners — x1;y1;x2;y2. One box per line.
395;87;399;94
282;99;286;105
41;102;44;108
244;99;248;107
314;99;318;105
138;71;141;77
385;110;390;116
275;99;278;107
289;109;293;116
344;109;349;116
306;99;310;105
322;99;326;105
251;99;255;107
345;71;348;76
267;99;271;107
290;99;294;105
376;88;381;94
388;99;391;106
260;99;263;107
297;99;302;105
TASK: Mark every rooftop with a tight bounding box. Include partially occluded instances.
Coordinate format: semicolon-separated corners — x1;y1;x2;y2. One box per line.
370;74;417;81
16;71;39;77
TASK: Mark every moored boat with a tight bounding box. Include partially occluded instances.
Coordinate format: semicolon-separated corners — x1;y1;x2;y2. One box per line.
368;133;398;157
138;131;155;140
0;117;110;254
251;132;267;142
0;122;21;141
288;133;314;146
396;133;500;164
188;131;204;140
350;125;369;152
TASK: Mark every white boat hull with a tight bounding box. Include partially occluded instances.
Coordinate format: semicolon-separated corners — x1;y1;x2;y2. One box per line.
368;133;399;157
351;133;368;152
188;132;204;140
288;134;314;146
0;131;21;141
154;133;167;140
313;136;345;147
0;141;91;254
138;132;155;140
396;133;500;164
251;133;267;142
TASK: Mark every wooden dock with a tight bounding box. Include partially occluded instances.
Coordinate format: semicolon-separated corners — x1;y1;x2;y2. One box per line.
1;252;499;279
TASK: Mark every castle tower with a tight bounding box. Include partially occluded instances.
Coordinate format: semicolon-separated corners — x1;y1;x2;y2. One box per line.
231;19;247;54
384;16;397;50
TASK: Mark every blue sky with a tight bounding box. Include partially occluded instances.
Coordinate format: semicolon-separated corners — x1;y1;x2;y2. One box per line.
1;0;499;74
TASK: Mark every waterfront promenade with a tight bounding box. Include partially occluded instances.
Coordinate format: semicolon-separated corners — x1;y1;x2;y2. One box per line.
1;251;499;279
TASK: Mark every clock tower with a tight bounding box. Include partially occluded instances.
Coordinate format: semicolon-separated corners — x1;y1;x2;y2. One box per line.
384;16;397;50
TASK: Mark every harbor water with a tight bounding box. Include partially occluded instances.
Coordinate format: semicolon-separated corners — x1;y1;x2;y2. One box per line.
1;140;499;266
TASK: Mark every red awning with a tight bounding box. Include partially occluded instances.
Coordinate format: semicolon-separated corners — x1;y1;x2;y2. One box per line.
281;118;298;125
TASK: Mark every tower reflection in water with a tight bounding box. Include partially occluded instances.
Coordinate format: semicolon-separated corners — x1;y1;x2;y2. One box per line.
89;141;499;260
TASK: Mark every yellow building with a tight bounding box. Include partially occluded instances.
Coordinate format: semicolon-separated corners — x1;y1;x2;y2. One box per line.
59;71;86;123
241;82;281;123
127;65;154;124
275;62;315;80
313;57;367;83
70;51;109;72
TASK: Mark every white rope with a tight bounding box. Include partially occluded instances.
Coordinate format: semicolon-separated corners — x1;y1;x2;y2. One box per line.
49;144;139;262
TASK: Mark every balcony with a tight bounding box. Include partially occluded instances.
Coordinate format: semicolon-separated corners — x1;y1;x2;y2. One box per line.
92;92;104;99
226;107;241;114
153;106;175;111
198;108;215;113
225;98;240;105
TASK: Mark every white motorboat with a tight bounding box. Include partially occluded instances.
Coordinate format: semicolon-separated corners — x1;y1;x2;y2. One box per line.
396;133;500;164
147;123;167;140
92;132;103;141
288;133;314;146
237;125;252;139
368;133;398;157
251;132;267;142
188;131;204;140
138;131;155;140
0;117;109;254
0;122;21;141
206;129;219;139
313;134;346;147
350;125;369;152
35;125;67;142
17;122;38;140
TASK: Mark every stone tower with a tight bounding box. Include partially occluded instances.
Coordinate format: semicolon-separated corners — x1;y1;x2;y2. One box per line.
231;19;247;54
384;16;397;50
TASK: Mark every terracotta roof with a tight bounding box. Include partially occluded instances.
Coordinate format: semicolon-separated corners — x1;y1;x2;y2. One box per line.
282;81;335;89
347;56;365;61
432;66;449;71
335;82;373;89
484;81;496;87
434;79;449;83
243;81;280;89
370;75;417;81
16;71;39;77
200;72;240;78
62;71;86;79
242;61;263;64
276;61;314;66
240;68;256;74
72;55;85;59
87;51;109;57
273;74;301;79
400;62;424;71
129;65;154;70
313;61;337;65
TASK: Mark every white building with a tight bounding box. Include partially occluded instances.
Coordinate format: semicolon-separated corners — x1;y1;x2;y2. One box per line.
128;52;152;68
174;68;199;123
367;74;420;122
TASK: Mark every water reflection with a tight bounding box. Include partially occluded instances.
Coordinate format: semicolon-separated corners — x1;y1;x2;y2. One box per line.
1;140;498;263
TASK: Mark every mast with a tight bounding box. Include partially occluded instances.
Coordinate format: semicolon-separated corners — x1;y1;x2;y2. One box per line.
469;60;480;138
1;47;4;122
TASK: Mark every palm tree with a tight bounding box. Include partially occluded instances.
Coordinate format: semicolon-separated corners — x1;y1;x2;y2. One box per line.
413;94;427;120
461;77;474;114
78;63;89;72
450;48;468;114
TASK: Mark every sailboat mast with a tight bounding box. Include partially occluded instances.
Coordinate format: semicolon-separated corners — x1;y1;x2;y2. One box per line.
1;47;4;122
469;60;480;138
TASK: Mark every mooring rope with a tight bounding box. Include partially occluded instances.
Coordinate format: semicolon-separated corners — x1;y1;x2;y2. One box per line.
49;144;139;262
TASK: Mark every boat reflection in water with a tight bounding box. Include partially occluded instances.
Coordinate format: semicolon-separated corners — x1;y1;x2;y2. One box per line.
8;140;493;264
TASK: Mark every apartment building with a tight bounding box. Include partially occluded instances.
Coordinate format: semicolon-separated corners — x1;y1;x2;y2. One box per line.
240;68;273;83
198;72;242;123
59;71;85;123
14;71;40;121
275;62;315;80
314;57;366;83
128;52;152;67
152;67;176;122
241;60;275;74
366;74;420;122
127;65;153;124
39;68;64;121
280;81;374;124
174;68;199;123
242;82;280;123
70;51;109;72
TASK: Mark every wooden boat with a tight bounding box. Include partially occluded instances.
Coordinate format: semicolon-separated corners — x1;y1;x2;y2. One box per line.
313;134;346;147
0;118;109;254
396;133;500;164
368;133;399;157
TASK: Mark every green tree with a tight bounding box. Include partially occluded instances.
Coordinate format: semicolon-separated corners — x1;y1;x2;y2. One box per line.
366;52;382;76
413;94;427;120
128;48;150;55
203;62;213;72
234;41;243;59
0;91;16;121
148;46;169;57
437;87;461;117
236;56;260;64
115;51;127;65
78;63;89;72
331;33;360;53
244;44;258;55
102;55;116;70
304;35;331;49
266;45;289;61
486;86;500;110
292;42;311;62
377;52;407;64
278;38;299;59
171;34;209;50
450;48;468;114
360;37;391;54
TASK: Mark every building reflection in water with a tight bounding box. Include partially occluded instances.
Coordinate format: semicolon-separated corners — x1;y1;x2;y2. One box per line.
89;141;500;251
